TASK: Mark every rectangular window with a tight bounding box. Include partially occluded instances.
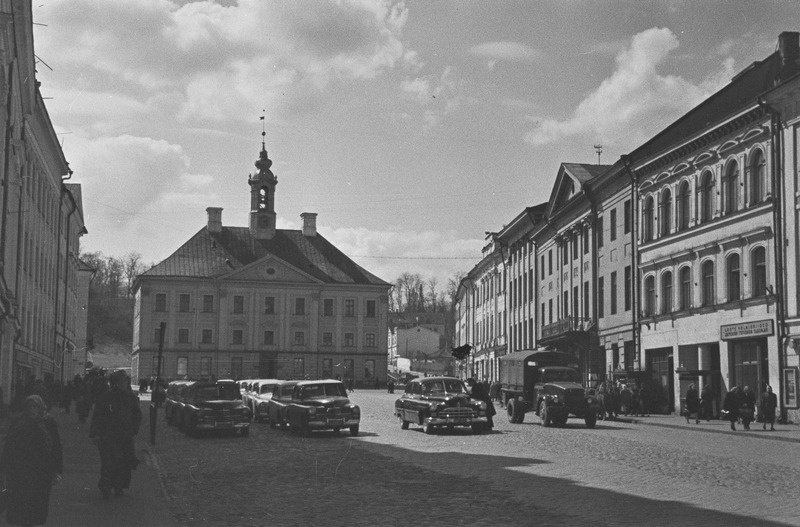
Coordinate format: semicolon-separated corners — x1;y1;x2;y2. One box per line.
294;332;305;346
541;302;546;327
548;250;553;275
344;332;355;347
233;295;244;314
293;358;304;378
610;209;617;241
202;295;214;313
624;265;632;311
201;329;213;344
177;357;188;377
365;333;376;347
583;226;590;254
179;294;190;312
295;298;305;315
572;285;579;319
264;330;274;345
323;298;334;317
562;290;568;318
345;299;355;317
366;300;376;318
548;299;553;324
322;359;333;378
200;357;211;377
597;217;604;248
155;293;166;312
344;359;354;381
610;271;618;315
232;329;243;345
322;332;333;346
154;326;163;344
264;296;275;315
178;328;189;344
365;360;375;380
583;281;590;319
624;199;632;234
540;255;546;280
572;236;578;260
598;276;605;319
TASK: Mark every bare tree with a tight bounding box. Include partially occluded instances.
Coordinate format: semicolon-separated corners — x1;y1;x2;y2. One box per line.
122;252;145;298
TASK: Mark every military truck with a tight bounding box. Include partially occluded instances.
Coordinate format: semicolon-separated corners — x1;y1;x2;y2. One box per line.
499;350;601;428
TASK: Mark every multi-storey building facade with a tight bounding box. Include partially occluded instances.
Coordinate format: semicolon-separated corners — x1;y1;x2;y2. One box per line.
132;143;391;387
534;163;610;384
630;32;799;417
388;312;448;374
0;1;87;405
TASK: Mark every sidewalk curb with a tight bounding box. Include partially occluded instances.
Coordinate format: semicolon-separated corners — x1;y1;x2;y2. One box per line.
623;416;800;443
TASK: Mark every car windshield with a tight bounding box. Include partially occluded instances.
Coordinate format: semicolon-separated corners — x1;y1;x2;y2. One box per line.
260;383;278;394
421;380;466;395
300;383;347;399
195;384;240;401
540;368;581;383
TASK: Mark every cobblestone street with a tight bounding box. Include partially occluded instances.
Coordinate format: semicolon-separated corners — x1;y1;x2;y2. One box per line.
147;392;800;526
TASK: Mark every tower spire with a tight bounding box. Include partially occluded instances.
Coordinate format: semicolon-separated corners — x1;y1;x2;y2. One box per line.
260;108;266;151
249;110;277;240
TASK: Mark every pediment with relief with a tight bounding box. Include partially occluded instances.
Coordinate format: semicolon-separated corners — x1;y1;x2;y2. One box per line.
221;256;320;284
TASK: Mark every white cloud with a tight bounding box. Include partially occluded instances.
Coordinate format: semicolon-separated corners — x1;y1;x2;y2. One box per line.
525;27;733;148
468;41;543;63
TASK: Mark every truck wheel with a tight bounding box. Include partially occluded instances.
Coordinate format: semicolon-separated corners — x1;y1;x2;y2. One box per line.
507;399;521;423
540;401;552;427
585;412;597;429
401;420;409;430
422;421;435;434
471;423;484;434
349;425;359;437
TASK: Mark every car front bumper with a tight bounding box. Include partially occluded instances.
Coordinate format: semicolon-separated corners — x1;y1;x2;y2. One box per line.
306;417;360;430
425;416;488;426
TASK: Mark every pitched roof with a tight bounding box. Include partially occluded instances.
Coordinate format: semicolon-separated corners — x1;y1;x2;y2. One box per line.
140;226;390;286
562;163;611;184
631;51;782;163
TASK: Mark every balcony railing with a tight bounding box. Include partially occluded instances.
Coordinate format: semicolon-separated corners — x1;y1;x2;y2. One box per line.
541;316;590;340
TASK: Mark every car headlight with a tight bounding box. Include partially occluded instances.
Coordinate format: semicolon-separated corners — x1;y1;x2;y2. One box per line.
477;401;486;410
308;407;317;415
351;406;360;417
586;397;595;404
551;395;560;404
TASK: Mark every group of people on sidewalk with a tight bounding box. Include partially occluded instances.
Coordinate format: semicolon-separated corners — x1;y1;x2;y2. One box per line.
685;383;778;431
594;381;649;420
0;369;142;526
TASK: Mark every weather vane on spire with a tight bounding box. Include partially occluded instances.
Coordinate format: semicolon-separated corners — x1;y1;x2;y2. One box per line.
594;144;603;165
260;109;266;150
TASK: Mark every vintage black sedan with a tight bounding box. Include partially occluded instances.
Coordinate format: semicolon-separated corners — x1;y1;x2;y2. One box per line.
394;376;489;434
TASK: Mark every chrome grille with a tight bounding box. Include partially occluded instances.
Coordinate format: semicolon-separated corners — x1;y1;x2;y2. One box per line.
441;407;475;418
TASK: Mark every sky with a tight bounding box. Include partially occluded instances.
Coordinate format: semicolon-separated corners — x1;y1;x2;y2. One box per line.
32;0;800;289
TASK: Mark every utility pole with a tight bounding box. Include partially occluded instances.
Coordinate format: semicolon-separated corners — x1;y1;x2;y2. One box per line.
594;144;603;165
149;321;166;445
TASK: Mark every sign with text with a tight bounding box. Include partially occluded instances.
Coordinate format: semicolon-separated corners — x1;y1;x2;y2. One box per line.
720;319;774;340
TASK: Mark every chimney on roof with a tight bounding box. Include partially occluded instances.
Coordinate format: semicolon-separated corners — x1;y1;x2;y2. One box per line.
207;207;223;234
301;212;317;237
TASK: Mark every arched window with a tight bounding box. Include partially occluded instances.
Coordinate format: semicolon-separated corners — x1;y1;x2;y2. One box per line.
752;246;767;297
750;150;766;205
643;196;654;242
644;275;655;316
661;271;673;314
676;181;690;232
727;253;741;301
699;171;714;223
679;266;692;310
724;161;740;214
660;188;672;236
701;260;715;307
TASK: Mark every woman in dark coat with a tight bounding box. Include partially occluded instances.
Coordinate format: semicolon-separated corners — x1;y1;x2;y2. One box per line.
760;385;778;431
685;383;700;424
0;395;63;526
466;379;495;430
723;386;741;431
699;384;713;421
741;386;756;430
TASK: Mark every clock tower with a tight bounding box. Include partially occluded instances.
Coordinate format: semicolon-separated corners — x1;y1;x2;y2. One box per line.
248;130;278;240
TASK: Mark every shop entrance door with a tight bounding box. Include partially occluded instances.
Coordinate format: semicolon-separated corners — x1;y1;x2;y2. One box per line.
730;338;768;393
648;348;674;414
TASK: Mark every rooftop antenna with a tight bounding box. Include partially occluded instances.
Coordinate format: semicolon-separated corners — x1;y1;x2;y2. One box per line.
594;144;603;165
259;109;266;150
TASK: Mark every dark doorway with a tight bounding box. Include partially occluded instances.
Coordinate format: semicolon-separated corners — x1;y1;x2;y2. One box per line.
647;347;674;414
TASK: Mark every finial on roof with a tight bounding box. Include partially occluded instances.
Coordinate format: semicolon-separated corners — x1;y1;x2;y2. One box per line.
255;109;273;173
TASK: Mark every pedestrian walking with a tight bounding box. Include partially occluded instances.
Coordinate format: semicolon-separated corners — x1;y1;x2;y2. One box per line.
60;381;74;414
760;385;778;431
723;386;742;431
699;384;713;421
0;395;63;526
466;378;495;431
638;382;650;416
89;370;142;498
740;386;756;431
620;384;632;415
685;383;700;424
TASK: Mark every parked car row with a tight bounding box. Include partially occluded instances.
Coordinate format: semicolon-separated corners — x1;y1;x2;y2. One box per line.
267;379;361;437
163;379;252;436
239;378;281;422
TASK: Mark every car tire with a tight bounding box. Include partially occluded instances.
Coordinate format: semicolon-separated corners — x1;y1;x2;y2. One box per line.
241;427;250;436
585;412;597;429
349;425;359;437
471;423;483;434
540;401;552;427
422;421;434;435
401;420;409;430
507;399;517;423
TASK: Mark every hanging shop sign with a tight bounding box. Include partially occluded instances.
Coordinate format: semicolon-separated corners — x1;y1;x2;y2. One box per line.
720;319;774;340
